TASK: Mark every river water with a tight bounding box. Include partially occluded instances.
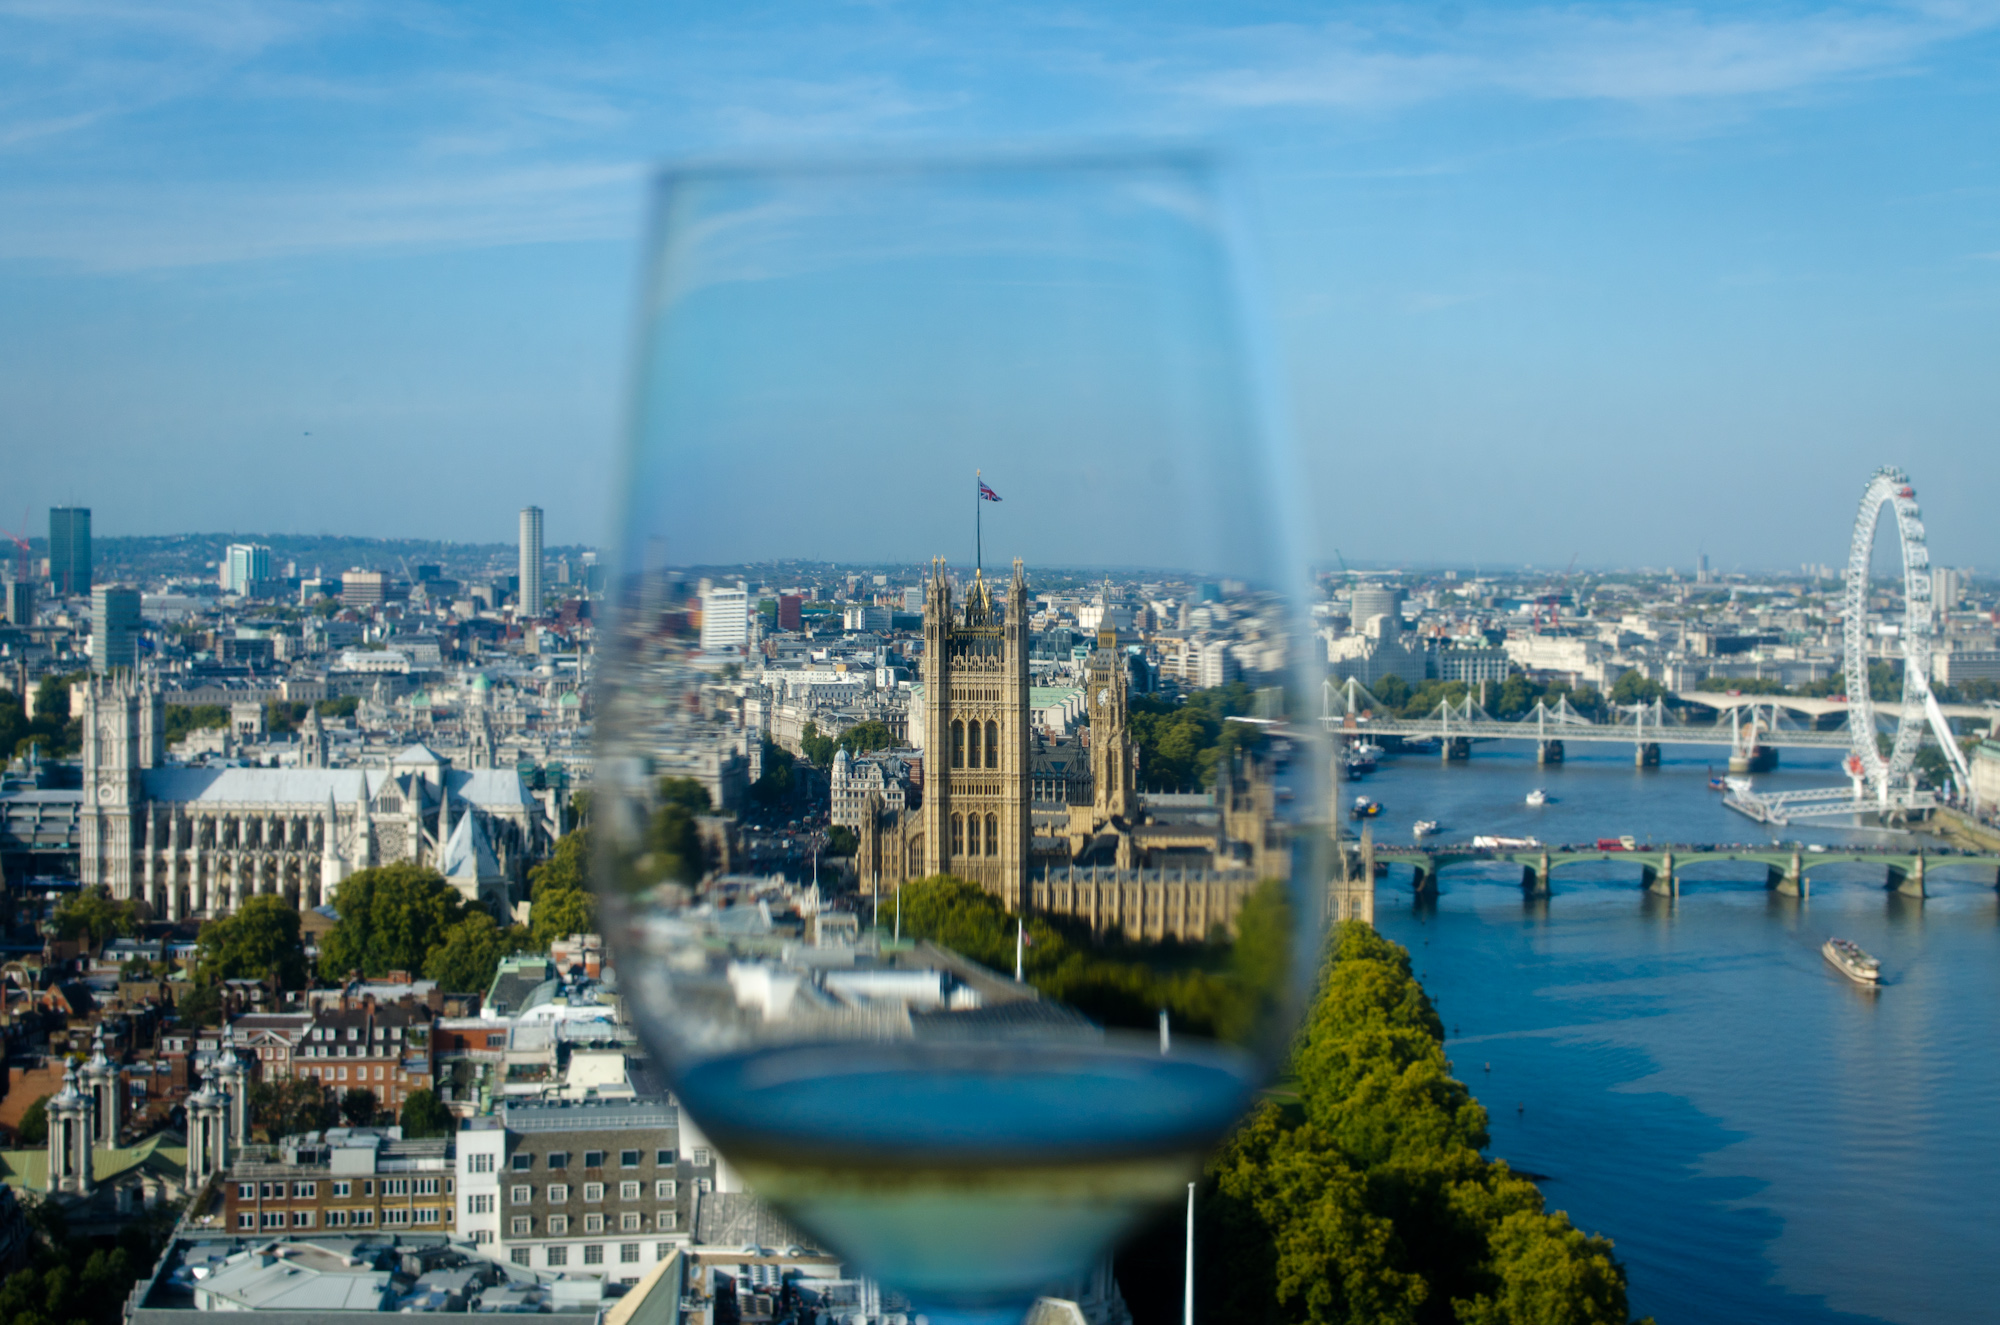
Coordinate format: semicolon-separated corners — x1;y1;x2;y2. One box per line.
1355;739;1999;1325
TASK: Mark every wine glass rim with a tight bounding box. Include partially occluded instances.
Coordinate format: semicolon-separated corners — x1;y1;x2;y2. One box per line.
647;138;1229;188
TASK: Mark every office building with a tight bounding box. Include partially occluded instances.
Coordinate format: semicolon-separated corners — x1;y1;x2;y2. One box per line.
4;579;32;626
518;507;544;618
91;584;141;672
698;586;748;652
457;1099;718;1281
221;1127;456;1235
50;506;91;598
341;570;389;609
221;543;272;595
777;594;802;632
1932;567;1964;619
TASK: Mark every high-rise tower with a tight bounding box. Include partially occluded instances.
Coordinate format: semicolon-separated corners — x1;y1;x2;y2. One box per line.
91;584;141;673
518;506;544;618
50;507;91;598
918;558;1031;907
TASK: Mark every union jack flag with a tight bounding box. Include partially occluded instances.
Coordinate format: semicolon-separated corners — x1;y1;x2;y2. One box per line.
978;479;1002;502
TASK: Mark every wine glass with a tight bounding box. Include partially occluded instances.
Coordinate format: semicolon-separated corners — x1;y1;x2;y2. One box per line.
597;149;1329;1324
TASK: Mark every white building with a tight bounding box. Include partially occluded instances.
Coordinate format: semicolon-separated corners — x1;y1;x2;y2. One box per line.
519;506;545;618
829;747;914;832
221;543;272;595
700;587;749;652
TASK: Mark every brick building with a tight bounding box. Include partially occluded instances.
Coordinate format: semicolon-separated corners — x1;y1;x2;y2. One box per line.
290;997;436;1110
220;1128;455;1234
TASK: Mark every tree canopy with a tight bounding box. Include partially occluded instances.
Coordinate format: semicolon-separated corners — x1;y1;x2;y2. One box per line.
1194;923;1644;1325
528;829;597;947
15;1094;49;1146
799;721;837;769
318;864;470;980
838;720;894;755
423;911;534;994
49;887;136;949
1127;683;1261;792
399;1088;453;1139
198;894;308;989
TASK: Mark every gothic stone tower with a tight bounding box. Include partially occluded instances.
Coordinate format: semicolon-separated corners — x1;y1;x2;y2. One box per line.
80;672;160;897
919;558;1031;908
1087;632;1138;825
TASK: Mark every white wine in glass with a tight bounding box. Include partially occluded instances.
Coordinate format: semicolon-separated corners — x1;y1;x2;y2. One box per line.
598;150;1329;1325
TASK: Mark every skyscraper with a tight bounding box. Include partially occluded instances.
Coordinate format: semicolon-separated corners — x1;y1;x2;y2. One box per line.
221;543;271;595
698;585;749;651
91;584;141;673
518;506;544;617
50;507;91;598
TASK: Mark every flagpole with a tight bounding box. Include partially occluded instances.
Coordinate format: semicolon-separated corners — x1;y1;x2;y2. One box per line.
976;469;982;575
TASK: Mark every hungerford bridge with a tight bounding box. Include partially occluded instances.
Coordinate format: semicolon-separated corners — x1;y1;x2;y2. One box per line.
1320;464;2000;826
1348;831;2000;900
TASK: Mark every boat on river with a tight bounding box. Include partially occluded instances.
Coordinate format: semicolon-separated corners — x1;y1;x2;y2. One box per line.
1822;938;1881;986
1413;819;1439;838
1525;788;1548;806
1351;796;1383;819
1473;834;1541;850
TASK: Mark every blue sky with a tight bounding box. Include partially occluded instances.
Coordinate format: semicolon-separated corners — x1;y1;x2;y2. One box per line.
4;1;1999;572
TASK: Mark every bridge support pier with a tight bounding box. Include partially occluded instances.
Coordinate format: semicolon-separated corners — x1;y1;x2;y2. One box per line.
1523;851;1552;896
1636;742;1662;768
1890;851;1927;899
1537;740;1565;765
1775;850;1808;897
1728;745;1778;775
1445;737;1472;762
1646;851;1678;897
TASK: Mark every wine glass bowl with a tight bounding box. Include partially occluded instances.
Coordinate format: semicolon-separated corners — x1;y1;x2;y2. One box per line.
598;149;1328;1322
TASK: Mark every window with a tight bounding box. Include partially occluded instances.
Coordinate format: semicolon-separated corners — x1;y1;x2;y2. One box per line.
986;813;998;856
338;1067;348;1081
511;1216;532;1236
621;1150;641;1168
692;1148;712;1166
293;1182;316;1198
332;1180;350;1197
655;1149;676;1166
584;1150;605;1169
986;720;999;768
470;1153;495;1174
549;1215;570;1235
621;1244;640;1264
416;1208;440;1225
355;1209;376;1226
967;718;981;768
261;1182;279;1199
384;1208;411;1226
951;719;964;768
546;1246;567;1267
547;1151;569;1170
262;1211;284;1228
584;1213;605;1233
657;1211;677;1231
237;1183;255;1200
381;1178;410;1197
363;1181;374;1197
549;1184;570;1204
620;1182;641;1200
950;813;962;854
583;1244;605;1266
583;1183;604;1203
470;1193;494;1214
511;1154;534;1172
293;1211;315;1228
698;1178;713;1194
621;1213;642;1232
326;1210;350;1228
237;1213;255;1230
967;813;980;856
655;1180;676;1200
473;1230;492;1245
511;1249;530;1267
656;1243;672;1260
415;1178;440;1196
511;1185;532;1205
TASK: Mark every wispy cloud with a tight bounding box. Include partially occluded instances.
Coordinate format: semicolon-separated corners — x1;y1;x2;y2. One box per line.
1175;3;2000;109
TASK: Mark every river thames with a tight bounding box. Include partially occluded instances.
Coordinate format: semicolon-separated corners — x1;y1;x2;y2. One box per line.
1356;739;1999;1325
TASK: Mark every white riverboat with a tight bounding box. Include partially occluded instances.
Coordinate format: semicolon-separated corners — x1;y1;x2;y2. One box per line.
1525;788;1548;806
1822;937;1881;986
1413;819;1439;838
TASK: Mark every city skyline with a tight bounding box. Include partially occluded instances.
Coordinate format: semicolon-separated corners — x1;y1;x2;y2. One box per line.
5;3;2000;568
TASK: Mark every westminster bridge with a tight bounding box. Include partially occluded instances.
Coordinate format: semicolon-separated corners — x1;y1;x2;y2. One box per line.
1358;839;2000;900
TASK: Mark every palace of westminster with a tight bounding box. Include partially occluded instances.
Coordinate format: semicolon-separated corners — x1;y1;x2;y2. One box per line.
852;558;1362;941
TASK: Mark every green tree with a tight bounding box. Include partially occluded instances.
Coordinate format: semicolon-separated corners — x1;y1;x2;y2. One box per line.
119;956;154;980
163;703;229;745
529;829;598;947
658;777;712;814
49;886;136;949
838;720;894;755
250;1077;339;1140
826;825;859;856
749;741;796;807
423;912;534;993
800;721;837;768
198;894;308;988
176;981;223;1028
15;1094;49;1145
399;1087;453;1139
317;863;468;980
340;1087;379;1127
1610;671;1666;705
